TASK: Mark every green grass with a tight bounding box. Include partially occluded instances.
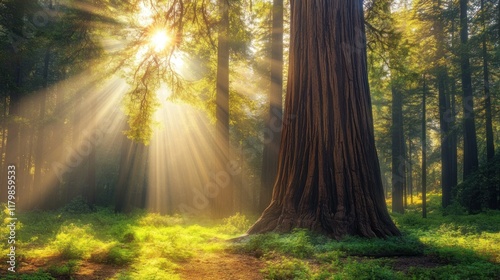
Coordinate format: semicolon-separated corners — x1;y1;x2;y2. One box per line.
0;194;499;279
237;193;500;280
0;207;250;279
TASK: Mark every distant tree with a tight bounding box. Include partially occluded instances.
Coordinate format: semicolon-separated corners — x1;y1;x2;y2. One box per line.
392;84;405;214
432;0;455;208
248;0;400;238
422;75;428;218
213;0;233;217
459;0;479;180
479;0;497;210
259;0;283;212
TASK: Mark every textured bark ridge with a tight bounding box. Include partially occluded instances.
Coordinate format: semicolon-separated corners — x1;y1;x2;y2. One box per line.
248;0;400;239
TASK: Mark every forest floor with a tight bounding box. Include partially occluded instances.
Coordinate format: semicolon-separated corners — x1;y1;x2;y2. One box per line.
0;194;499;280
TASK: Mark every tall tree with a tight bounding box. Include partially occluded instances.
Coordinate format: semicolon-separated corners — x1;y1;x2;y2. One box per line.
260;0;284;212
459;0;479;181
391;84;405;214
33;49;51;206
434;0;454;208
422;75;427;218
214;0;233;217
480;0;497;210
248;0;400;238
1;0;31;204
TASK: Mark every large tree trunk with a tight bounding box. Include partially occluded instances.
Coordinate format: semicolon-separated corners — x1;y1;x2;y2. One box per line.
459;0;479;180
260;0;284;212
248;0;400;239
434;0;453;208
391;85;404;214
481;0;497;210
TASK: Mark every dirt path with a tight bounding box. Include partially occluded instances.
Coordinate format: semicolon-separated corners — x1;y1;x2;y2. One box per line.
1;252;265;280
179;252;264;280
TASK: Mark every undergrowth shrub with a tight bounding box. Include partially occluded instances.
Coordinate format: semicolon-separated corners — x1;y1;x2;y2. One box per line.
53;223;101;259
47;260;79;277
262;257;311;280
334;259;401;280
3;270;55;280
138;213;184;227
456;154;500;213
61;196;93;214
217;213;251;234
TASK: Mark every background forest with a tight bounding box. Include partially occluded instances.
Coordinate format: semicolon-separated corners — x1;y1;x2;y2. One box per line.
0;0;499;279
2;0;500;217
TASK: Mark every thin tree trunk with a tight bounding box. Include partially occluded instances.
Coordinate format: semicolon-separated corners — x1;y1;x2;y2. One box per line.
0;95;7;182
391;85;404;214
248;0;400;239
408;137;413;205
260;0;284;212
450;19;458;191
33;50;51;199
422;75;427;218
86;90;96;206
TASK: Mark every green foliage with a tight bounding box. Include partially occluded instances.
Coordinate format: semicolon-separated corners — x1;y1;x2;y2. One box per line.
8;206;500;279
106;245;137;265
262;257;311;280
407;262;500;280
3;270;55;280
456;154;500;212
52;223;101;259
333;259;402;280
47;260;79;277
441;202;467;216
61;196;93;214
235;229;315;258
237;229;422;259
217;213;252;235
137;213;185;227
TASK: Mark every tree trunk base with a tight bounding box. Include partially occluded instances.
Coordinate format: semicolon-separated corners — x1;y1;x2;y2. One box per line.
248;201;400;240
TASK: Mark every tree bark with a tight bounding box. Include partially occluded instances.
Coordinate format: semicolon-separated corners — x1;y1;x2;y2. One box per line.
459;0;479;181
408;137;413;205
391;85;404;214
422;75;427;219
434;0;453;208
248;0;400;239
481;0;496;209
260;0;284;213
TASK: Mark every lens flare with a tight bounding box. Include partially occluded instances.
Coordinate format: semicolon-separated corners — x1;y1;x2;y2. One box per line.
150;29;170;53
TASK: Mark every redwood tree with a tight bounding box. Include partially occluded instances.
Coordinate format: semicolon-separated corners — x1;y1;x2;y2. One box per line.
248;0;400;238
260;0;284;212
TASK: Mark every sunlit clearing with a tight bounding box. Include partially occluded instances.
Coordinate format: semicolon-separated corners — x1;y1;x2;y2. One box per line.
149;29;170;53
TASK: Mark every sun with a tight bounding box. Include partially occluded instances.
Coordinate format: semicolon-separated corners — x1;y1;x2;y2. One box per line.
149;29;171;53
